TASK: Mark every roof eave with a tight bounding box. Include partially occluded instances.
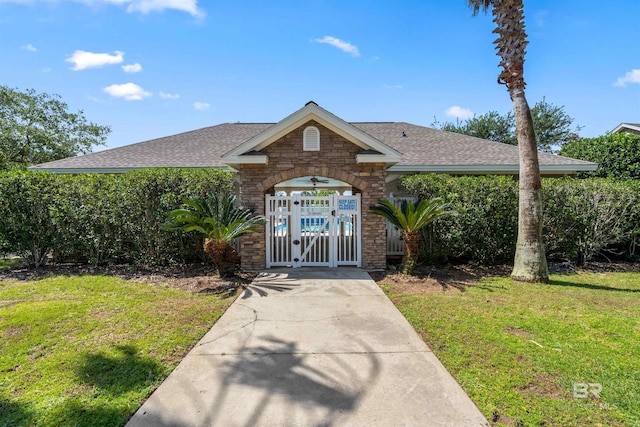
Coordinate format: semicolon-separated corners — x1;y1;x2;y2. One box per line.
356;153;402;166
387;163;598;175
25;166;235;174
612;123;640;134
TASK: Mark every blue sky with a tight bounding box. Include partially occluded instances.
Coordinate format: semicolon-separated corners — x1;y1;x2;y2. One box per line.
1;0;639;150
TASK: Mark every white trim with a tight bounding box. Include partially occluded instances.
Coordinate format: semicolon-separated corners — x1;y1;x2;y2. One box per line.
612;123;640;134
222;102;402;165
356;153;402;164
387;163;598;174
219;154;268;165
25;166;235;174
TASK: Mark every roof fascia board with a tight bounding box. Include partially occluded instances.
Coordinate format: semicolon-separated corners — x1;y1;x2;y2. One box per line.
222;103;402;161
612;123;640;133
388;163;598;174
356;153;402;164
222;154;268;165
26;166;235;174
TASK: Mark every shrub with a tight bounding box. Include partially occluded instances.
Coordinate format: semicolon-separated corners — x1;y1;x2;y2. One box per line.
0;172;59;267
402;175;518;264
401;174;640;265
0;169;235;267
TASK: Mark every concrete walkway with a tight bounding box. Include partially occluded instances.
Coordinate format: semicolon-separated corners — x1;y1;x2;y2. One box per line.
127;268;488;427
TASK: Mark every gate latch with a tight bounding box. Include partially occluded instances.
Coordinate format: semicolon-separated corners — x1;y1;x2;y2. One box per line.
293;201;300;205
331;209;336;217
293;240;300;245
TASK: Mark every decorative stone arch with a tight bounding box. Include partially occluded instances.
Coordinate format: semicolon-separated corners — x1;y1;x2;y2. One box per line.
257;166;368;194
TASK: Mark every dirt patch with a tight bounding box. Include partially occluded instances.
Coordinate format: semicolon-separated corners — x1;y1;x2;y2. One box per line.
515;376;565;399
371;261;639;296
0;263;256;294
504;326;533;339
370;264;512;295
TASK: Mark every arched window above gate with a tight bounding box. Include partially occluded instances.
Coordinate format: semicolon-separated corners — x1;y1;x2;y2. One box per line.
303;126;320;151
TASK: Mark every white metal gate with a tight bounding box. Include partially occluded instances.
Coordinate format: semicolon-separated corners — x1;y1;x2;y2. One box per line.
266;194;361;268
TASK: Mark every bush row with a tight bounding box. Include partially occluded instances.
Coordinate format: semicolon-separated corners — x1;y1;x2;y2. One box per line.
401;175;640;264
0;169;235;267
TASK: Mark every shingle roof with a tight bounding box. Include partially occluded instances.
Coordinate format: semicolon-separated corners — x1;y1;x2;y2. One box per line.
30;121;595;173
354;122;592;167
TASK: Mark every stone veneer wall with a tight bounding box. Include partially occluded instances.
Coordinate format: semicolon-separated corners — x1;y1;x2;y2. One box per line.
238;120;387;270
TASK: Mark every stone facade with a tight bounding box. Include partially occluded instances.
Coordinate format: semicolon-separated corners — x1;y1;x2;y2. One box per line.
238;120;387;270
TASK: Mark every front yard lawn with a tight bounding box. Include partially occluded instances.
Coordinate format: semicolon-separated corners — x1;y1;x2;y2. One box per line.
383;270;640;426
0;275;234;426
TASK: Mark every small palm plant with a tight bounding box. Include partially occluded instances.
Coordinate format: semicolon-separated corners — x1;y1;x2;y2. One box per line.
371;198;455;275
164;193;266;278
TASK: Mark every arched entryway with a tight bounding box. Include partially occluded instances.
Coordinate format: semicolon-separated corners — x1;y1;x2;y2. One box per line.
265;176;362;268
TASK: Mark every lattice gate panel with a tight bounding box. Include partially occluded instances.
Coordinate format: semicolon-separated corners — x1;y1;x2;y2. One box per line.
266;193;361;268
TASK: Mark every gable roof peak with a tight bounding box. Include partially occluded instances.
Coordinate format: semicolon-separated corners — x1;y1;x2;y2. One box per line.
221;103;402;168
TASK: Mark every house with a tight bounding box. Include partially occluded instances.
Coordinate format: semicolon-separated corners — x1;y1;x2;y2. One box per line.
612;123;640;135
30;102;597;270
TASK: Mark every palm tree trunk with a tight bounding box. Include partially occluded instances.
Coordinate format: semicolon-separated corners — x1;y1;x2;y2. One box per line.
204;238;240;278
510;87;549;283
402;230;420;275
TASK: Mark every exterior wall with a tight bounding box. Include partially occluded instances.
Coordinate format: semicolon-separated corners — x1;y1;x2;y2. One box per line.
238;120;387;270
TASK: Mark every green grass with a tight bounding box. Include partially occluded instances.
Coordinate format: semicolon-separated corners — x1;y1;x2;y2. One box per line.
0;257;22;269
0;275;235;427
385;271;640;426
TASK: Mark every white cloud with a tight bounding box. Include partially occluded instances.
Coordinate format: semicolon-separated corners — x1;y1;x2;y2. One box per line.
445;106;475;120
193;102;210;110
122;0;204;17
66;50;124;70
159;91;180;99
384;84;403;90
2;0;204;17
21;44;37;51
122;63;142;73
41;67;51;73
103;83;151;101
614;69;640;87
314;36;360;57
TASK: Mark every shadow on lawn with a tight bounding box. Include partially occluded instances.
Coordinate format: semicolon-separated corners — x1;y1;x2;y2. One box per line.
75;344;165;395
0;396;35;426
47;400;131;427
548;278;640;293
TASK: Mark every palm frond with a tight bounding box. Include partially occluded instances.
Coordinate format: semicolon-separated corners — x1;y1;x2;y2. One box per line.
370;197;455;232
468;0;494;16
164;192;266;242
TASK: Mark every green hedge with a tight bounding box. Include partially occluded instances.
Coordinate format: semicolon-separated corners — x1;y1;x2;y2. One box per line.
0;169;234;267
401;175;640;265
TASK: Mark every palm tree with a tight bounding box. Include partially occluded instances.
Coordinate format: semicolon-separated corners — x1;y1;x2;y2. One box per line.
468;0;549;283
164;193;266;278
371;198;454;275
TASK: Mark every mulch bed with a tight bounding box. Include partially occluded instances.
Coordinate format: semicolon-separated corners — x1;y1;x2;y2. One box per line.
0;262;255;294
2;260;637;296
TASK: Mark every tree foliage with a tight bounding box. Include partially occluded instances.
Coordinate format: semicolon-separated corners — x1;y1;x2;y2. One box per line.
433;98;580;153
0;86;110;170
559;133;640;180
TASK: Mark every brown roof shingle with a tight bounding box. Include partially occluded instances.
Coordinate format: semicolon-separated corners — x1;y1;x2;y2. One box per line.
30;121;595;172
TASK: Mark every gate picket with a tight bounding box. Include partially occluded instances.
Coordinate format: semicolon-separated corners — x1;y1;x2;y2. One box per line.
266;193;361;268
